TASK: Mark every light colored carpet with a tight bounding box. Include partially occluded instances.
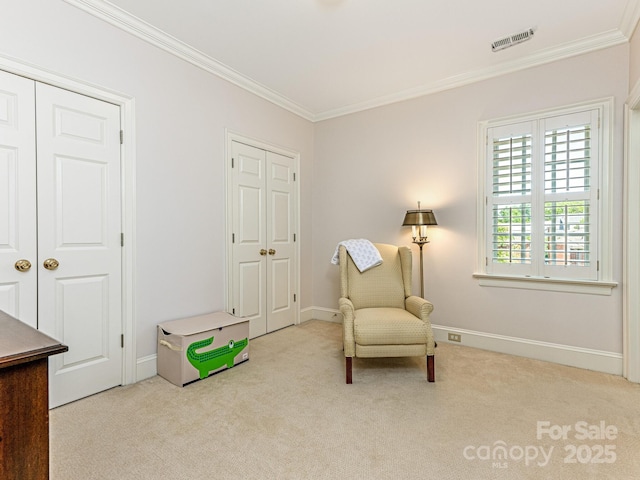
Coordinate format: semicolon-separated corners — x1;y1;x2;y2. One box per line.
50;320;640;479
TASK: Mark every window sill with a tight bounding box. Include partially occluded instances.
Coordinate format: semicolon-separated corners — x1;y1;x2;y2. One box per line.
472;273;618;296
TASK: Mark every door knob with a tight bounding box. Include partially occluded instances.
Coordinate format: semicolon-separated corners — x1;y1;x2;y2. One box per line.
268;249;276;255
14;259;32;272
43;258;60;270
259;249;267;256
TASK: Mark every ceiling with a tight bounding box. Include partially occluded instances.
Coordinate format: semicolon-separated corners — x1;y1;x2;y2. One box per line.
67;0;640;121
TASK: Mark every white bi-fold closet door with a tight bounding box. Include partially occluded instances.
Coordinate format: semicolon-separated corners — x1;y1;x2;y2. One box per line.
230;140;297;339
0;70;123;408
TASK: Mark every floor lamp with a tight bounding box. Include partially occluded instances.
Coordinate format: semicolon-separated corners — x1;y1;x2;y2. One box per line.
402;202;437;298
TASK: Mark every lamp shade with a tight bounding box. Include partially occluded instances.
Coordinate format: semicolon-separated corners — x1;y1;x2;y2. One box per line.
402;209;437;226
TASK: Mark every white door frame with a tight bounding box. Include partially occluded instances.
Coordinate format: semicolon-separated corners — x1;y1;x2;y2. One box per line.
624;79;640;383
0;54;137;385
225;130;300;328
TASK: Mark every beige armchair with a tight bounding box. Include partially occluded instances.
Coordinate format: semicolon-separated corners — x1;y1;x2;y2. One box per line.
338;243;435;384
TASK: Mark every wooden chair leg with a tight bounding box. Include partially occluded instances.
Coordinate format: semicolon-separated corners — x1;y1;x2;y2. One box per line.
346;357;353;384
427;355;435;382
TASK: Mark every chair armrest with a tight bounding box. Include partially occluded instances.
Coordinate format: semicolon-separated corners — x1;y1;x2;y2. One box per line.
405;295;434;320
406;296;436;355
339;297;356;357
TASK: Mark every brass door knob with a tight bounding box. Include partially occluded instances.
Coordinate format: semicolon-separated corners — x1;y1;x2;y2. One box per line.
43;258;60;270
14;259;32;272
268;249;276;255
259;249;267;256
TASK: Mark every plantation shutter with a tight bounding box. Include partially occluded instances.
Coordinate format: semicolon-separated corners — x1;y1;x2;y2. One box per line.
540;110;599;280
485;110;599;280
486;121;534;276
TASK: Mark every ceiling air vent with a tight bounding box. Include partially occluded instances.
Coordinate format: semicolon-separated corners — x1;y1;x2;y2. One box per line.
491;28;535;52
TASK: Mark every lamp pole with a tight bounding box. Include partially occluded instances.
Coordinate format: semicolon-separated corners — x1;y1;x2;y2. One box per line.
402;201;437;299
414;239;428;298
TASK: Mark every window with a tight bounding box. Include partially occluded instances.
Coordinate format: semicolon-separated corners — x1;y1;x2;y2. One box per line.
476;99;616;294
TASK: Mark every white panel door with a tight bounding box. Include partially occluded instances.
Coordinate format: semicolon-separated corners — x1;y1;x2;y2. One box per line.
266;151;296;332
230;140;297;338
231;141;267;338
0;71;37;327
35;83;122;408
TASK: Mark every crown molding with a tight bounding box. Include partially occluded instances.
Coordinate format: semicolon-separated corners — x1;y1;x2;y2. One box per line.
65;0;637;123
63;0;315;121
314;29;629;121
620;0;640;39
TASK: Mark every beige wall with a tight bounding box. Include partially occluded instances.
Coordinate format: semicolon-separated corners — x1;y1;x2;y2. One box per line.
313;45;629;354
0;0;315;359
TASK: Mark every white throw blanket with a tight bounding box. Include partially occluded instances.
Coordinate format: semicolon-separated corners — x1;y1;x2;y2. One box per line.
331;239;383;273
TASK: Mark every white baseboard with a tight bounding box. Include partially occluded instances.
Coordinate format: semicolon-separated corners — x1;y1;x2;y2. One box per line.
136;354;157;381
432;325;623;376
301;306;342;323
306;307;623;376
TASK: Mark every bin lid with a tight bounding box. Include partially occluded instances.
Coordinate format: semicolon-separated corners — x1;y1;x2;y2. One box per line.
158;312;246;336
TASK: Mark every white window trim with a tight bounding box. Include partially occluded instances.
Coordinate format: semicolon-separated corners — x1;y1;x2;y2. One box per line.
475;98;617;295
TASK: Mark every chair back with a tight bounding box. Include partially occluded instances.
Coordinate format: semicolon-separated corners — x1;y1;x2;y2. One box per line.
339;243;412;310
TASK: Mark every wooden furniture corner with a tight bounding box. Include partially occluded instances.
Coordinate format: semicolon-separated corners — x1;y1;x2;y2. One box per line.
0;310;68;480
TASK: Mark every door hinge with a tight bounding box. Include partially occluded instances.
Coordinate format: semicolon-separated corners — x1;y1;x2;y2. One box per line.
232;233;235;243
121;334;124;348
293;233;296;242
597;260;600;272
120;130;123;145
293;294;296;302
231;157;234;168
232;308;236;315
121;233;124;247
293;172;296;181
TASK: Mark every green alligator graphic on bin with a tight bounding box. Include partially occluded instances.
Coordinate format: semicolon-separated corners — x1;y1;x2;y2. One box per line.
186;336;248;379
